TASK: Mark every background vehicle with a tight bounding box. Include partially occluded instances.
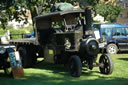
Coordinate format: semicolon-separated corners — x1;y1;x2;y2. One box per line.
24;32;35;38
9;7;113;77
0;47;14;75
93;24;128;54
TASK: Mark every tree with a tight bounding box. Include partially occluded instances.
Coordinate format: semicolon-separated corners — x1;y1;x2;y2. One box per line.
0;0;49;29
0;0;74;29
96;1;123;22
0;0;13;29
1;0;122;29
0;0;28;29
75;0;99;8
0;0;66;29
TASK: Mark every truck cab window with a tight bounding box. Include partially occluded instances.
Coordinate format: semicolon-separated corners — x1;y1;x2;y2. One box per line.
52;21;64;29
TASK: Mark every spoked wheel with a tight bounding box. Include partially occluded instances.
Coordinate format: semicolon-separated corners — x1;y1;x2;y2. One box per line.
99;54;114;74
69;55;82;77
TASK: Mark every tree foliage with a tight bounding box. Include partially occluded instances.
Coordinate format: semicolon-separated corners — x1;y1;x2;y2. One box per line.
0;0;28;29
0;0;74;29
75;0;99;8
96;1;123;22
0;0;124;29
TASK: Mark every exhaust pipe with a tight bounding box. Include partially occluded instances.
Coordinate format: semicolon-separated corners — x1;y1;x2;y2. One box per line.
85;6;92;31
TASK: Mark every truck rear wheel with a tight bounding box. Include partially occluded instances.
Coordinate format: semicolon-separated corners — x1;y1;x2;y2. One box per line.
18;46;32;68
69;55;82;77
30;50;37;65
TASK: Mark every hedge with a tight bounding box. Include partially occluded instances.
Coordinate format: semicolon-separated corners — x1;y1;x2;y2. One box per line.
0;25;33;39
0;29;26;39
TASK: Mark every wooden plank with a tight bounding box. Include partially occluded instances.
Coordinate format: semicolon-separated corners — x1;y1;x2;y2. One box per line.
9;38;38;45
9;38;36;43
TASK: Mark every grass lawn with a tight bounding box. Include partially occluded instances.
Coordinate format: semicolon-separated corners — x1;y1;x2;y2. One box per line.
0;54;128;85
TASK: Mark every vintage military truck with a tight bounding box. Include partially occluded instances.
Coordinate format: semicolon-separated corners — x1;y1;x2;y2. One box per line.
9;7;113;77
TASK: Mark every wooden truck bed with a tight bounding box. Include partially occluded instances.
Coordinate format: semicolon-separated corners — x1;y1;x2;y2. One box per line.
9;38;39;45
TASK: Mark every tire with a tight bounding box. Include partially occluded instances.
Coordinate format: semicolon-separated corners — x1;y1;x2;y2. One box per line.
106;44;118;54
30;50;37;65
54;55;58;64
69;55;82;77
99;54;114;74
18;46;32;68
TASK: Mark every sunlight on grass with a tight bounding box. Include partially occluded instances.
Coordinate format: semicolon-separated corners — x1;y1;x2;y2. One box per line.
0;54;128;85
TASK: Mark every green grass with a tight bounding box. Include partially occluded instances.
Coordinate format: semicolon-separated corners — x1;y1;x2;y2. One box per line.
0;54;128;85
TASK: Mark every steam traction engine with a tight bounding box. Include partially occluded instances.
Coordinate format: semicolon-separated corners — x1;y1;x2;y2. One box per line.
9;7;114;77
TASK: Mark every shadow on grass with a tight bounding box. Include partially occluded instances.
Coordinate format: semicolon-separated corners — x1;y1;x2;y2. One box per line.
0;72;128;85
117;51;128;54
0;62;128;85
0;72;9;77
33;62;99;76
33;62;69;75
118;58;128;61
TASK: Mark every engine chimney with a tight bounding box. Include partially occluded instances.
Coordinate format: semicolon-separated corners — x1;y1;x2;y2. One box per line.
85;6;92;31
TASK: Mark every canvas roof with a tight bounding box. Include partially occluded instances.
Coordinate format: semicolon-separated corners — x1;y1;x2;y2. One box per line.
35;10;84;21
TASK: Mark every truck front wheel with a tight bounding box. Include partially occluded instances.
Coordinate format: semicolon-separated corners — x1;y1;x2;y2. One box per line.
99;54;114;74
69;55;82;77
